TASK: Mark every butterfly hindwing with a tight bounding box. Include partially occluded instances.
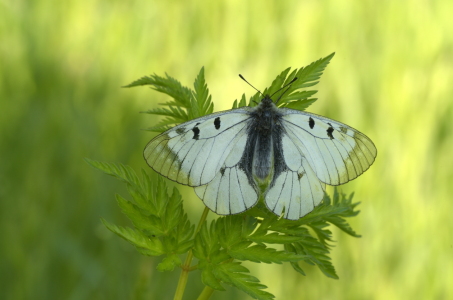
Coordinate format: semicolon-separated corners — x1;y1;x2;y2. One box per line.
194;160;258;215
280;109;377;186
144;109;252;186
266;149;326;220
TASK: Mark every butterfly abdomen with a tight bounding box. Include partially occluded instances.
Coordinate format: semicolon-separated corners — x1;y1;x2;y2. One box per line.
252;133;273;181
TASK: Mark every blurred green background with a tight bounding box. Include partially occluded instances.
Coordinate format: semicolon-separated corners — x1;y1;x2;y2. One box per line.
1;0;452;299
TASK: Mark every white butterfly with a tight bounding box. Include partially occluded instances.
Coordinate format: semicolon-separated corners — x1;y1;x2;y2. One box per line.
144;78;377;220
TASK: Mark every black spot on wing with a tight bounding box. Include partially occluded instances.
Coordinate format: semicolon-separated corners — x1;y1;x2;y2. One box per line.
192;127;200;140
298;172;305;180
220;167;226;176
214;117;221;129
327;123;334;139
309;117;315;129
175;127;185;135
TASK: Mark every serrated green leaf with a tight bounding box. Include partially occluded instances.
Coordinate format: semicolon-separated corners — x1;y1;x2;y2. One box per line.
282;98;317;111
192;67;214;118
193;221;223;262
216;215;246;248
172;213;195;254
294;52;335;87
85;159;140;188
127;183;156;214
263;67;292;97
141;106;185;118
122;76;157;87
213;262;274;300
285;244;306;276
308;221;333;247
162;187;183;232
248;232;304;244
102;219;164;256
157;254;182;272
291;234;338;279
280;90;317;102
88;160;195;264
143;124;172;133
229;244;308;264
232;94;248;109
116;194;164;236
125;73;193;108
289;261;306;276
325;190;361;237
153;177;169;215
273;53;335;108
201;267;225;291
296;191;361;238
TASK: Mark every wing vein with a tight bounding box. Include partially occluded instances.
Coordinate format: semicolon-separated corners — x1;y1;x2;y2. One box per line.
235;168;247;209
322;139;340;184
330;138;351;180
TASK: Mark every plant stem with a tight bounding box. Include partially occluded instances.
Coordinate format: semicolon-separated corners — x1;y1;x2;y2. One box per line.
173;207;210;300
197;286;215;300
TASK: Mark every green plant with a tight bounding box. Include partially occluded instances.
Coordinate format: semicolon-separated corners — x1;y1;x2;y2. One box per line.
86;53;362;300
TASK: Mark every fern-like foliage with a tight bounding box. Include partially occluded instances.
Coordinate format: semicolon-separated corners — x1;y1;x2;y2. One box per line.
89;53;363;300
87;158;360;299
85;159;194;271
232;52;335;111
124;67;213;132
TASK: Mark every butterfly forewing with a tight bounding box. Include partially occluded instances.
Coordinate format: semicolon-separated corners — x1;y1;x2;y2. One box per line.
144;109;251;186
280;109;377;186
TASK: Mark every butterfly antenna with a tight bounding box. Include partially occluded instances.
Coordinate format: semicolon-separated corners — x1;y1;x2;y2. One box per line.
273;76;298;105
239;74;264;97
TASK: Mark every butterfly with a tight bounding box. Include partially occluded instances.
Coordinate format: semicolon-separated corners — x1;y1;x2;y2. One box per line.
144;76;377;220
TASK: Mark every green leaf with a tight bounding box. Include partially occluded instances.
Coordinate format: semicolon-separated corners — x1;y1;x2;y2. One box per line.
101;219;164;256
141;106;186;119
215;215;247;248
213;262;274;300
289;228;339;279
271;53;335;109
162;187;183;232
194;221;235;291
201;266;225;291
248;232;305;244
232;94;248;108
308;220;333;247
85;159;140;189
325;190;361;237
116;194;164;237
124;73;193;109
170;208;195;254
292;52;335;89
157;254;182;272
87;160;195;265
285;244;306;276
127;69;215;134
281;98;317;111
263;67;292;98
229;244;308;264
193;221;229;264
192;67;214;118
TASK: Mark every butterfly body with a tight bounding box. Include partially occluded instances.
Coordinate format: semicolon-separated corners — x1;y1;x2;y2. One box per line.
247;96;282;181
144;95;376;220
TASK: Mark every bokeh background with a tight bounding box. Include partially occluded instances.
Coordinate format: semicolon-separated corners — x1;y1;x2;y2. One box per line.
1;0;452;299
